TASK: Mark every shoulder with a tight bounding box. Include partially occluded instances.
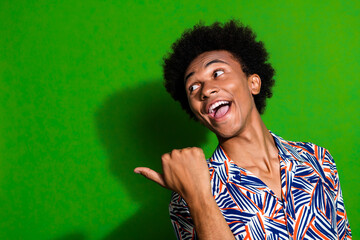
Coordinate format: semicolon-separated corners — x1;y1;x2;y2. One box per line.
273;132;336;167
286;140;336;169
170;191;187;205
282;138;338;189
169;192;193;225
169;191;197;239
272;131;338;183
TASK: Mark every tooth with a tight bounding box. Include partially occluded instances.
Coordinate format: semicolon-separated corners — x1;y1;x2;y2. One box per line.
208;100;229;114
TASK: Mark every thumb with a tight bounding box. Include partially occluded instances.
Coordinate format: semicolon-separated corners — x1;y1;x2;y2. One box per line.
134;167;166;188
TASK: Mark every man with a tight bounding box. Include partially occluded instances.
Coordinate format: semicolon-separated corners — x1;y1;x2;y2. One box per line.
134;20;352;239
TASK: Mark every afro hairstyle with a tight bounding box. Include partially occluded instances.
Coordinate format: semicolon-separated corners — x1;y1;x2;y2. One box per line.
163;20;275;119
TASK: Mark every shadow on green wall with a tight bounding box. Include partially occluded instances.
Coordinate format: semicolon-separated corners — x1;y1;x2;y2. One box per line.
54;233;86;240
95;81;208;239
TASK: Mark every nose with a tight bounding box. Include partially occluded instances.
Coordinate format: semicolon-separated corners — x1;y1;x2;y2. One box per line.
200;82;219;100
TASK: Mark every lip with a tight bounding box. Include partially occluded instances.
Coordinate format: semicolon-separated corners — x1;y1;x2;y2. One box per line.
204;99;232;121
205;99;230;113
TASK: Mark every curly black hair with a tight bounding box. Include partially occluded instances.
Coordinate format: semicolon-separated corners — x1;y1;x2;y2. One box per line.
163;20;275;119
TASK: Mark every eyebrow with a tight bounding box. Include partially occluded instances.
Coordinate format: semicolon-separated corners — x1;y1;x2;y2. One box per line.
205;59;228;68
184;59;229;83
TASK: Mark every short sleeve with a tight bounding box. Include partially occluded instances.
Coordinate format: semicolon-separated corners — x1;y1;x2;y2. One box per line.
169;191;197;240
324;149;352;239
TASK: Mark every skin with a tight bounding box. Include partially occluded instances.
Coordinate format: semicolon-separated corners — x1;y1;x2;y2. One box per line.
134;50;282;239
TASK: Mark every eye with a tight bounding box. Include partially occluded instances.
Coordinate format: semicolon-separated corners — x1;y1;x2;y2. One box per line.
214;69;224;78
189;84;200;93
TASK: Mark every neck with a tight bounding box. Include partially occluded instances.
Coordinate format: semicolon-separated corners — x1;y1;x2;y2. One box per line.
217;110;278;171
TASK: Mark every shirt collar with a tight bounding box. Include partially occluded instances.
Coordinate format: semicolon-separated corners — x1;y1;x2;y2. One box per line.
270;131;306;165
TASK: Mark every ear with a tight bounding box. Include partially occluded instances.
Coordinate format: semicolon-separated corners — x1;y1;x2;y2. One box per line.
248;74;261;95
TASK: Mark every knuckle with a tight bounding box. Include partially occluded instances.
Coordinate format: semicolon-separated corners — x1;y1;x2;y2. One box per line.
192;147;202;153
181;147;191;153
171;149;179;156
194;147;205;157
161;153;170;162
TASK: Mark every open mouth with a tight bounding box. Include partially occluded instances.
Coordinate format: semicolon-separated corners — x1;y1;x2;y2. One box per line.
208;100;231;119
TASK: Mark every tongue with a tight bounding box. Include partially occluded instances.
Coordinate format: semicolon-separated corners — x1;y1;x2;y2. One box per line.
214;105;229;119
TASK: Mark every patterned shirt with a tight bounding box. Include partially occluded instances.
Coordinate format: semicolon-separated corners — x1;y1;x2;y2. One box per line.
169;132;352;240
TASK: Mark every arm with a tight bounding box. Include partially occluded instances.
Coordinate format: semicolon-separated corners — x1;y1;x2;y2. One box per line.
325;150;352;239
134;147;235;240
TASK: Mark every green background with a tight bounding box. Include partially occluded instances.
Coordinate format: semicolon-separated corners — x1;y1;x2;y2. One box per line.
1;0;359;239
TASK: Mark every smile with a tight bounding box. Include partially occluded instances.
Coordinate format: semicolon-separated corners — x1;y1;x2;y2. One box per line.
208;100;232;119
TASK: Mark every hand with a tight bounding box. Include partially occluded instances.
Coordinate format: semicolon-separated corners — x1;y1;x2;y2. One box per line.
135;148;235;239
134;147;211;203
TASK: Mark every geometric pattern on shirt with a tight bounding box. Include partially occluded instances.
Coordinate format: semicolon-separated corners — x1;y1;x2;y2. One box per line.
169;132;352;240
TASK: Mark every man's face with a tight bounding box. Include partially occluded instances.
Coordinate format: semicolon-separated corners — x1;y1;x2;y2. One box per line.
184;50;261;140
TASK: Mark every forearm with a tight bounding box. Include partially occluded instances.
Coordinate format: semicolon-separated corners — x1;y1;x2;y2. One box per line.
187;192;235;240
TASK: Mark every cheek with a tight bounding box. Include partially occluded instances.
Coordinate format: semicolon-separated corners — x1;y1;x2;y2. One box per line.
233;82;253;101
187;97;199;113
188;99;207;123
189;102;201;116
